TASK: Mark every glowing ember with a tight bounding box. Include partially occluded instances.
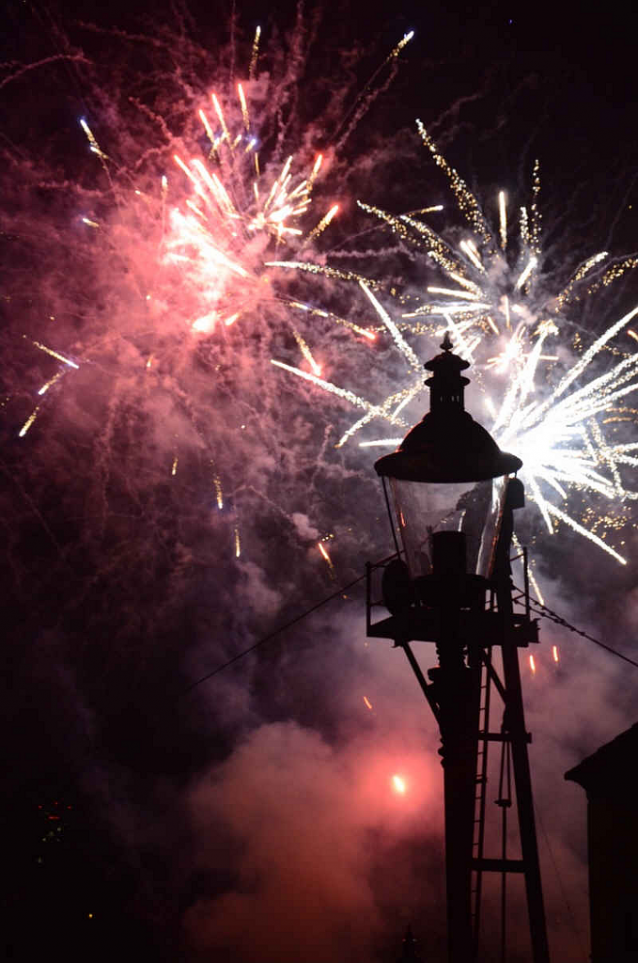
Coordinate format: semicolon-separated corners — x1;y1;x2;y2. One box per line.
212;467;224;510
317;541;336;578
392;774;407;794
19;407;40;438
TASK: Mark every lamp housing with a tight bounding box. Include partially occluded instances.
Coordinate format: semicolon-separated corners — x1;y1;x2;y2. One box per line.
375;335;522;581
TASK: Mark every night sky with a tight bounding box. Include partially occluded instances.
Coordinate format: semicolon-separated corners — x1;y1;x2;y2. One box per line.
2;2;638;961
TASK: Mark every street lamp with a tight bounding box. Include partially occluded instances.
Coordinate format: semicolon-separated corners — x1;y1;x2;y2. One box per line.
375;331;521;582
367;334;549;963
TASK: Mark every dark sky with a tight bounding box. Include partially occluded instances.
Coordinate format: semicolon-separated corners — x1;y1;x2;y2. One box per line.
1;2;638;961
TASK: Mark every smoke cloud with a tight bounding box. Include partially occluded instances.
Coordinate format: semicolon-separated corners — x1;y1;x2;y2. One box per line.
2;4;638;963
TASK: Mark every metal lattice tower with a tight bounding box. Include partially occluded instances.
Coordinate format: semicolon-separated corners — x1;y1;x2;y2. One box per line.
366;484;550;962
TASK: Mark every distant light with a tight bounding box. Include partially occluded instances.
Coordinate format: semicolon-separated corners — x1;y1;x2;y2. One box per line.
392;774;406;794
552;645;559;663
529;655;536;674
363;696;373;711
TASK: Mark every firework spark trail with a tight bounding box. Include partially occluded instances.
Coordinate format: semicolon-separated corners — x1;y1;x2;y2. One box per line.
248;25;261;80
303;203;340;246
31;339;80;370
0;53;90;92
358;282;421;372
416;119;492;243
284;301;377;341
292;328;322;376
18;406;41;438
318;540;337;577
15;339;83;437
266;259;382;288
270;359;406;422
333;30;414;151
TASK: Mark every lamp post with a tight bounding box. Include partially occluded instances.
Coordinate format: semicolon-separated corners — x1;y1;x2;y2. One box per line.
367;334;550;963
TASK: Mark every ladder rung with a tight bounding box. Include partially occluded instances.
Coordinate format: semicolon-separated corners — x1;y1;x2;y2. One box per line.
471;858;526;873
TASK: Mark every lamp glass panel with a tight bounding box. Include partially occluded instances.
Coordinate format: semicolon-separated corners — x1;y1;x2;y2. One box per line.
389;476;507;579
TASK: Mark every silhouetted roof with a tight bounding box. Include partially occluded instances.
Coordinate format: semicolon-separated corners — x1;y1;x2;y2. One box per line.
565;722;638;801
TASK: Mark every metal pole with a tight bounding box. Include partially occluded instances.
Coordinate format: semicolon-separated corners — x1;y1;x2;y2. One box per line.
495;487;550;963
431;534;481;963
435;659;480;963
399;558;480;962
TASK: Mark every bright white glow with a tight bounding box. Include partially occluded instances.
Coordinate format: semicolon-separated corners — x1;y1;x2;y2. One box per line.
498;191;507;250
515;256;538;290
272;134;638;566
392;774;407;794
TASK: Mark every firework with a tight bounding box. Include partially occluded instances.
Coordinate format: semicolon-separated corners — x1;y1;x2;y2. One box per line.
272;124;638;563
81;91;331;338
166;89;337;335
2;11;419;624
159;26;414;336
